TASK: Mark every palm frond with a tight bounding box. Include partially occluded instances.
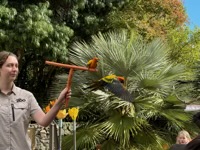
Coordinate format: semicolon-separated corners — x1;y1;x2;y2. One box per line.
53;30;196;149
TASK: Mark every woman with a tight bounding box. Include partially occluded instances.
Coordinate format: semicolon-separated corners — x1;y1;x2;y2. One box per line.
0;51;71;150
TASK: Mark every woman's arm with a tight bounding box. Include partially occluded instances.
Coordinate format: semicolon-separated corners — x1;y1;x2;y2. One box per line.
32;88;71;127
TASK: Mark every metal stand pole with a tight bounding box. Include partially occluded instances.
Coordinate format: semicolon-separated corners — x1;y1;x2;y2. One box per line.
58;119;62;150
49;122;58;150
50;123;54;150
73;120;76;150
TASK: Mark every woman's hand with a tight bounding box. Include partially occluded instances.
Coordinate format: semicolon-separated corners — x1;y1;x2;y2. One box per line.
57;88;71;107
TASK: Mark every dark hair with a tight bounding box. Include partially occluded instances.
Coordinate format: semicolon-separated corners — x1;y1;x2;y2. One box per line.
0;51;17;68
193;112;200;128
185;135;200;150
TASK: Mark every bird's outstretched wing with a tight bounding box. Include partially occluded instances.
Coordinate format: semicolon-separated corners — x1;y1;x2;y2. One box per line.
85;74;133;102
105;78;133;102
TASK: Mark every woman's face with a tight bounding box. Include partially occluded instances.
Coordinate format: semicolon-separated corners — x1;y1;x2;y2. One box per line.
0;55;19;82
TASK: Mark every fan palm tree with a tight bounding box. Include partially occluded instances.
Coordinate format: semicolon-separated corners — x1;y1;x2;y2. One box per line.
50;30;196;150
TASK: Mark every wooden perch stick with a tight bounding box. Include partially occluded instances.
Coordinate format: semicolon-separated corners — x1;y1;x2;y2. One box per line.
45;60;97;106
45;61;97;72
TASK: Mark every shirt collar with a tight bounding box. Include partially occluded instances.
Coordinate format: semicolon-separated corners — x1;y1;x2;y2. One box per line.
11;84;17;95
0;84;17;95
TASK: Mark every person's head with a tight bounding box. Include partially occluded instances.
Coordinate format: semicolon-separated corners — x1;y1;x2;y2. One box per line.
176;130;191;144
0;51;18;82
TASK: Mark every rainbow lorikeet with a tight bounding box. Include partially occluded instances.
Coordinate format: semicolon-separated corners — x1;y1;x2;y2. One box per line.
85;74;133;102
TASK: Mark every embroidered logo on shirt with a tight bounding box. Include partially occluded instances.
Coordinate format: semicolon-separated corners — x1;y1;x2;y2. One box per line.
16;98;26;102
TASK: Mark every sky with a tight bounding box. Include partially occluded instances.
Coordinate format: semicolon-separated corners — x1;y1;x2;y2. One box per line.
183;0;200;29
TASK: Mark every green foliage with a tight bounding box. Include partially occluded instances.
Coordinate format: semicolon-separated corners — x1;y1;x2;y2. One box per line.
167;27;200;68
48;0;129;40
191;61;200;100
164;24;200;101
166;26;200;94
0;2;73;59
54;30;196;149
107;0;187;40
0;2;73;101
